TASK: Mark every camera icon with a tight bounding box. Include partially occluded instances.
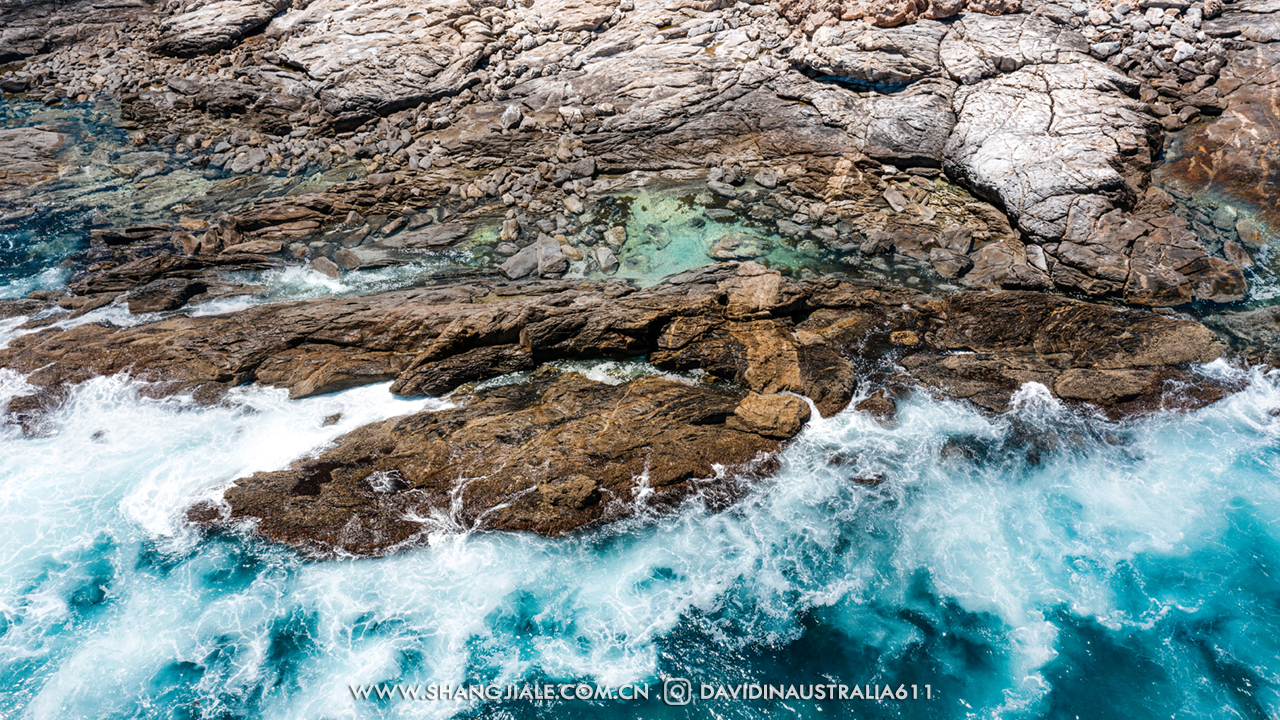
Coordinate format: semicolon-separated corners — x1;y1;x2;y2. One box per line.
662;678;693;706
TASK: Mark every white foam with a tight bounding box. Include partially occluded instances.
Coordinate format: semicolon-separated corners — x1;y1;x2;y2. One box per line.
4;368;1280;718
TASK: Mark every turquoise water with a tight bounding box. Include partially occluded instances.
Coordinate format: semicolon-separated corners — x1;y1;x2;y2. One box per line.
2;357;1279;719
0;96;363;301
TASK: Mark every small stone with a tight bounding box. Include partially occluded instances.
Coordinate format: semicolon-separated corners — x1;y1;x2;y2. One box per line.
333;248;362;270
604;226;627;246
311;256;341;278
883;187;908;212
707;179;737;198
890;330;920;346
569;156;596;179
754;169;779;188
929;247;974;278
854;389;897;425
1212;205;1238;231
536;235;568;276
564;194;584;214
221;240;284;255
499;244;540;279
595;246;619;273
500;104;523;129
1091;41;1122;57
1235;219;1263;249
1223;241;1254;270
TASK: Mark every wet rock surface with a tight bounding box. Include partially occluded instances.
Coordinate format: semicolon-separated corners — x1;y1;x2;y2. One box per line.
1;0;1261;308
1;262;1228;416
207;369;781;554
0;127;71;196
0;0;1275;555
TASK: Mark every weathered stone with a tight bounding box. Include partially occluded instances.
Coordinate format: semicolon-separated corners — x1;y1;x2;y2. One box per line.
220;240;284;255
332;249;362;270
211;371;784;553
127;278;208;314
311;256;341;278
383;223;470;249
595;246;619;273
727;392;812;439
854;388;897;424
0;128;71;196
929;247;973;278
152;0;290;57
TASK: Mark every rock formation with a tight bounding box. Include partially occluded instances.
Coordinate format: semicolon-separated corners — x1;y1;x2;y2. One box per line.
0;0;1273;554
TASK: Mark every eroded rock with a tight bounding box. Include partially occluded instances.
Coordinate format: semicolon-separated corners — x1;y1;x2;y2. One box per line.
211;370;783;553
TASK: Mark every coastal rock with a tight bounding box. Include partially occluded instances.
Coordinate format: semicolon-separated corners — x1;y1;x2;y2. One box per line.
1158;42;1280;242
152;0;291;57
0;266;1230;425
269;0;491;116
211;371;784;553
126;278;208;314
726;392;812;439
0;128;71;196
855;389;897;424
382;222;470;249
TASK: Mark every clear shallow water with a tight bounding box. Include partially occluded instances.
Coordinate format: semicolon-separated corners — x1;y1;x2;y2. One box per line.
0;96;364;301
1;359;1279;719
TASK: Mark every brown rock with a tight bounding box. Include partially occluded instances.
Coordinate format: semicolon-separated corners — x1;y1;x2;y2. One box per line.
221;240;284;255
127;279;208;314
726;392;812;439
855;389;897;424
332;249;362;270
209;372;784;554
890;330;921;346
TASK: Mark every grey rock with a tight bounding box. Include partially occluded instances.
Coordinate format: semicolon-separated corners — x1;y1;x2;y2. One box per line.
383;223;469;249
332;249;362;270
754;169;779;188
569;157;597;179
595;246;619;273
707;179;737;198
499;244;540;280
536;235;568;276
127;278;208;314
929;247;974;278
501;104;524;129
227;147;268;174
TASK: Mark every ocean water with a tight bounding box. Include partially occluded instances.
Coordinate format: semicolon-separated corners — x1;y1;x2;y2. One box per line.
1;356;1279;719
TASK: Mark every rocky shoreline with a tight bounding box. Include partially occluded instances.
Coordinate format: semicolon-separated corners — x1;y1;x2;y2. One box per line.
0;0;1277;554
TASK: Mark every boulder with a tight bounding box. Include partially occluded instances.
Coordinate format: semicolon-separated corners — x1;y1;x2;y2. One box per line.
127;278;208;314
151;0;290;57
727;392;812;438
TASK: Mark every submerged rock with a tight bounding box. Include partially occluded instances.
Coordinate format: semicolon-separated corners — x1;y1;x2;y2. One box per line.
0;128;71;197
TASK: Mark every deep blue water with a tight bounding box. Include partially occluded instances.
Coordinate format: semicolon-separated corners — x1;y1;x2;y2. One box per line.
1;362;1279;720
